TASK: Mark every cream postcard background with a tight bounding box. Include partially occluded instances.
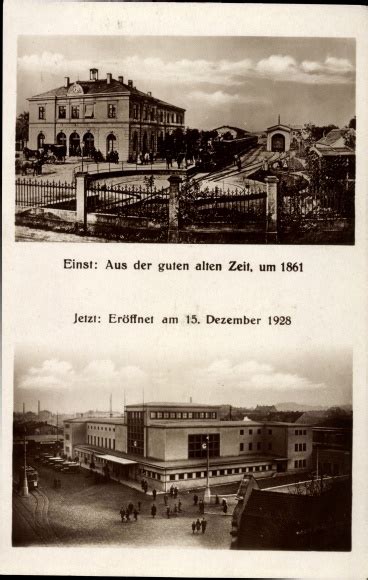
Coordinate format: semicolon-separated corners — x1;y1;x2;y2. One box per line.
2;1;368;577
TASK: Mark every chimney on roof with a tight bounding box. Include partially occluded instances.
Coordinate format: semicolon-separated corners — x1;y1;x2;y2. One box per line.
64;77;70;88
118;76;124;84
90;68;98;81
107;73;112;85
147;91;152;97
128;80;133;88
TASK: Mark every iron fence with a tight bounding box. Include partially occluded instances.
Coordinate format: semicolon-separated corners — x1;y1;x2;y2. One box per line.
180;184;267;226
280;181;355;226
15;178;76;208
88;182;170;222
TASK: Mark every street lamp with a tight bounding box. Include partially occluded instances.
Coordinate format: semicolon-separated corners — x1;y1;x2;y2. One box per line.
21;428;29;497
203;435;211;504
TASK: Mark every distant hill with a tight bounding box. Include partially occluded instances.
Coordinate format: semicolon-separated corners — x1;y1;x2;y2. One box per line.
276;402;328;412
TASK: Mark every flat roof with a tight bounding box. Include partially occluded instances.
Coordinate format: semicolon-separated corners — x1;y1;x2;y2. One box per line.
96;454;136;466
126;402;220;408
151;420;263;428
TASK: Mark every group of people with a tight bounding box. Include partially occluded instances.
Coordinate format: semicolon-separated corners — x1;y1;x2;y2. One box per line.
165;500;182;518
193;494;205;514
140;479;149;494
233;153;242;171
119;501;141;523
138;151;154;165
191;518;207;534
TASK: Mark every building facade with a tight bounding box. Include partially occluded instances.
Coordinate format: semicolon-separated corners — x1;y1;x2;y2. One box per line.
266;123;291;152
65;403;313;491
28;68;185;161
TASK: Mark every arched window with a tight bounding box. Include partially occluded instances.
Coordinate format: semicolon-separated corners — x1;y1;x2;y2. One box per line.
106;133;116;155
271;133;285;152
37;132;45;149
83;132;95;156
150;133;155;152
132;131;138;152
56;132;66;147
69;132;80;156
142;131;148;153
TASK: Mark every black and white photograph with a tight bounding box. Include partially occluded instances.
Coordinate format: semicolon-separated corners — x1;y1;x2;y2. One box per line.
15;35;355;244
13;342;352;551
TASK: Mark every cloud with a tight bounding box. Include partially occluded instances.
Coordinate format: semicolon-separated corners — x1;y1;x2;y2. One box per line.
17;51;355;87
187;90;270;106
18;359;148;392
193;358;326;394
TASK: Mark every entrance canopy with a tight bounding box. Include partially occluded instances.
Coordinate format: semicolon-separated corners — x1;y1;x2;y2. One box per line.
96;454;137;466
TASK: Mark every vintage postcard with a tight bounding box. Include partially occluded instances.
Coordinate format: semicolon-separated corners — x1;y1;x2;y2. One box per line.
2;1;368;578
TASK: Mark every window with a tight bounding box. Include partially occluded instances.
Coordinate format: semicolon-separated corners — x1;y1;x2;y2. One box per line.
195;472;202;478
150;412;157;419
188;434;220;459
187;472;193;479
295;443;298;451
294;460;298;468
38;106;45;119
257;442;262;450
164;412;169;419
205;412;210;419
212;412;217;419
160;111;163;122
177;412;182;419
248;442;253;451
249;429;253;435
170;412;175;419
108;104;116;118
295;429;298;435
157;412;163;419
268;429;272;435
183;412;188;419
113;440;115;450
71;106;80;119
303;430;307;435
179;473;184;480
169;475;175;481
85;104;94;118
188;412;193;419
257;428;262;434
200;412;205;419
65;434;70;440
58;106;66;119
240;443;244;452
240;430;244;435
303;443;307;451
65;424;70;428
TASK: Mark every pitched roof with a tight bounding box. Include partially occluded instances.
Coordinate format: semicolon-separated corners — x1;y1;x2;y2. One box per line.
29;78;185;110
316;128;355;147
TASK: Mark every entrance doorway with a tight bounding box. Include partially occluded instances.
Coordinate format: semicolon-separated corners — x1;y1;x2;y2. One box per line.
271;133;285;152
69;132;80;156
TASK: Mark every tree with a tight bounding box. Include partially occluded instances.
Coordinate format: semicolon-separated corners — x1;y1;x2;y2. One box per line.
16;111;29;143
348;116;356;130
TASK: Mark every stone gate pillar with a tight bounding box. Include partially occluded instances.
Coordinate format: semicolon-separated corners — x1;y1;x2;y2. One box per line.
75;172;88;231
265;176;279;243
168;175;181;243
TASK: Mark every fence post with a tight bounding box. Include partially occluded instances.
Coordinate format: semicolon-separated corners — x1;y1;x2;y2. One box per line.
265;176;279;243
168;175;181;243
75;172;88;231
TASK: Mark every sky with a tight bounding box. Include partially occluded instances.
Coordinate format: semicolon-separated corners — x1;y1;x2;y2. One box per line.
17;35;355;131
14;342;352;414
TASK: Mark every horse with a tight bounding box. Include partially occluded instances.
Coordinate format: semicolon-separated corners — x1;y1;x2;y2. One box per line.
18;159;44;175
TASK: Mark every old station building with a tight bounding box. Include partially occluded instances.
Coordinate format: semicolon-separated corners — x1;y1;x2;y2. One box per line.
27;68;185;161
64;402;313;492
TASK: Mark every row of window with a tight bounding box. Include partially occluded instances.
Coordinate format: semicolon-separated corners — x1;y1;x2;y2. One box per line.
295;429;307;436
88;425;115;432
295;443;307;452
132;105;183;124
167;464;273;481
294;459;307;468
39;103;184;123
87;434;116;450
39;104;116;120
240;441;272;452
150;411;217;420
240;428;269;436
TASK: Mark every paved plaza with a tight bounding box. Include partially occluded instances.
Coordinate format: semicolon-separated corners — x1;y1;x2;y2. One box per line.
13;462;233;549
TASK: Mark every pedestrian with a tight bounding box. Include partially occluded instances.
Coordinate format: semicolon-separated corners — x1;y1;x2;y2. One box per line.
174;503;178;515
178;499;182;513
233;154;238;167
166;506;171;519
138;501;141;512
237;156;242;171
144;481;148;494
141;478;145;490
149;151;154;164
195;518;201;534
133;509;138;521
119;507;125;522
223;503;228;515
170;485;174;497
201;517;207;534
163;494;168;506
193;494;198;506
139;152;144;165
151;504;157;518
191;520;196;534
152;488;157;501
174;486;178;498
126;511;130;522
128;502;134;514
199;499;204;514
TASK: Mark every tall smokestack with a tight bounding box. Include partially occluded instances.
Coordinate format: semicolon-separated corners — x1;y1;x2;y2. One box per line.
109;394;112;418
23;402;25;416
64;76;70;88
106;73;112;85
38;400;40;418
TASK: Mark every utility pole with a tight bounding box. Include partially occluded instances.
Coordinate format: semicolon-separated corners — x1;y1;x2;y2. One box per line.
56;411;59;455
203;435;211;505
21;428;29;497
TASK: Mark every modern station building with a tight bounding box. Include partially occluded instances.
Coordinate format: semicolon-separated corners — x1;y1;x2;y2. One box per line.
27;68;185;161
64;402;313;491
